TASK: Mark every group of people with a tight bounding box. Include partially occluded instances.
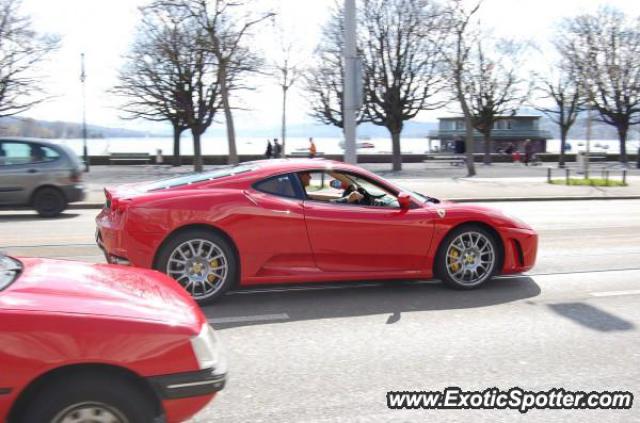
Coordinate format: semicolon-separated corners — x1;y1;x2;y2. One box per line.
265;137;317;159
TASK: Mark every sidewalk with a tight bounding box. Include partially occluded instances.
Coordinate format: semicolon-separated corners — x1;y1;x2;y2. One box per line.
74;163;640;208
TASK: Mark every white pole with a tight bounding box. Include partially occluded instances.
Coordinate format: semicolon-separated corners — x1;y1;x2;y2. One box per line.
343;0;357;164
81;52;89;172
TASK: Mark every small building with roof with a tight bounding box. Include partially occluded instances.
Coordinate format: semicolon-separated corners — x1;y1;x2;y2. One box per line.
427;115;552;153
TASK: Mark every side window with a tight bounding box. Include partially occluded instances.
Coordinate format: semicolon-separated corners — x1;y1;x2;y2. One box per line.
254;174;297;198
40;146;61;162
1;142;32;165
0;142;60;165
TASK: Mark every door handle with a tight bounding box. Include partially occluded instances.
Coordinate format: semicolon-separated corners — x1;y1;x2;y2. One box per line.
27;169;38;174
270;209;291;215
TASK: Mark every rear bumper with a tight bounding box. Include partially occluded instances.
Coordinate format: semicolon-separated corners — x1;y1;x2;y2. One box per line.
61;184;86;203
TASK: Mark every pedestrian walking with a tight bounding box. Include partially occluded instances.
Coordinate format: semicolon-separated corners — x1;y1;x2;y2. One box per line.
265;139;273;159
523;139;533;166
308;137;317;158
273;138;282;158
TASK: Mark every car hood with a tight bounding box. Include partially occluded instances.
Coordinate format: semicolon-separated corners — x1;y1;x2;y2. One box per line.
0;258;204;330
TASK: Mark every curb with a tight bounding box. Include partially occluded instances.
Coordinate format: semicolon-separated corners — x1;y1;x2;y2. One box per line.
68;195;640;210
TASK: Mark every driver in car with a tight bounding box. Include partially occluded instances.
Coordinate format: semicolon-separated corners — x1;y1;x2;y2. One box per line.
298;172;364;204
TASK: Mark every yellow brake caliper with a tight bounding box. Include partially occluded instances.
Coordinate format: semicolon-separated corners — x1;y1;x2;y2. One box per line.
449;248;460;272
207;259;219;283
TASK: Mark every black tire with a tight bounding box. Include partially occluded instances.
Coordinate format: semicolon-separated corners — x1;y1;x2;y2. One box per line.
17;372;159;423
32;187;66;217
434;224;501;290
155;229;238;305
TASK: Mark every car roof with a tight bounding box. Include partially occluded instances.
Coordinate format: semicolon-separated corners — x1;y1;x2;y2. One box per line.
248;158;364;175
0;137;61;147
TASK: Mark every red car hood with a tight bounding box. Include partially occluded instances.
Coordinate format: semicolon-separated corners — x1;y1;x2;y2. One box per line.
1;258;203;330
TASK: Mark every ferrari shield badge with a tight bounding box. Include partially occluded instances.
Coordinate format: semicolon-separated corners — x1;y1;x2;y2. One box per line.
436;209;446;218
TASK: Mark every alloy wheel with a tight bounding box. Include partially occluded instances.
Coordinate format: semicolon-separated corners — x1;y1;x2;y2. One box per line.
166;238;228;300
445;231;495;287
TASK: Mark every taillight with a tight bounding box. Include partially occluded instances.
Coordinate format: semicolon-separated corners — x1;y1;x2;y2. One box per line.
70;170;82;183
111;197;130;213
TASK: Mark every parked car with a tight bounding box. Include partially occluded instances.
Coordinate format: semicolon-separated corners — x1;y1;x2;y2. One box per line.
0;138;85;217
96;159;538;304
0;254;226;423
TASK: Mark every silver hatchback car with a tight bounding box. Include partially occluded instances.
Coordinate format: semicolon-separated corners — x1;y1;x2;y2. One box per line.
0;138;86;217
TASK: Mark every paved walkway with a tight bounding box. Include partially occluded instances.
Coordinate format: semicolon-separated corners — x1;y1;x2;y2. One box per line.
76;162;640;207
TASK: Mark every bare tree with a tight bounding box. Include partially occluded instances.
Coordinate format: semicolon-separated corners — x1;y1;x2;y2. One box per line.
361;0;448;171
440;0;483;176
272;39;301;156
466;39;531;164
534;64;584;168
115;5;223;172
304;5;367;130
558;7;640;164
157;0;273;165
0;0;59;117
114;9;189;166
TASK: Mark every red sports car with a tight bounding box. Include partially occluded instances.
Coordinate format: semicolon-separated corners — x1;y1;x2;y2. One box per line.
0;254;225;423
96;159;537;304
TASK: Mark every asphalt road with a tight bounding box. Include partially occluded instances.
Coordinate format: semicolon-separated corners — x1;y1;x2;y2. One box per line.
1;200;639;422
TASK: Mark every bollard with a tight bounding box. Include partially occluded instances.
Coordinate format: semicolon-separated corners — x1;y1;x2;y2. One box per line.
605;170;609;185
622;169;627;185
547;167;551;183
566;168;570;185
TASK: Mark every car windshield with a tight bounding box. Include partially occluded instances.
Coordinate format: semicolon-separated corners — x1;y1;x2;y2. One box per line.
143;164;256;192
0;254;22;291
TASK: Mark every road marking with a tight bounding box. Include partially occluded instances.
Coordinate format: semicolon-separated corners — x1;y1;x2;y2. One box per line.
208;313;290;324
590;289;640;298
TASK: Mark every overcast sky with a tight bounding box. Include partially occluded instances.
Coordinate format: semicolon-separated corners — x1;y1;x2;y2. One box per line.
19;0;640;133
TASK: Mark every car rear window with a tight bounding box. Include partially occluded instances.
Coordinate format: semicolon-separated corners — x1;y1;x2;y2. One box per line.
144;164;256;191
0;255;22;291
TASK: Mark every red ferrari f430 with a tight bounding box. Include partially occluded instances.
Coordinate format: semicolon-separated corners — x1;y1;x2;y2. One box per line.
96;159;537;304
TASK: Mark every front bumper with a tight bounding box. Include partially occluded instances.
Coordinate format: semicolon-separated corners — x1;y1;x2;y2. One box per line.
148;368;226;400
499;227;538;274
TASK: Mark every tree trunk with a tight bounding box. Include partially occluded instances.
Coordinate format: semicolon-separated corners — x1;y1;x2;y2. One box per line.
617;125;628;164
390;129;402;171
464;116;476;177
559;127;568;168
219;64;238;165
192;130;203;172
482;130;492;165
281;86;287;157
172;125;182;167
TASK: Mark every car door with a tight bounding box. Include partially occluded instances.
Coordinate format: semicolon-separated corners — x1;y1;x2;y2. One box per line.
301;171;435;273
0;141;45;205
243;173;316;276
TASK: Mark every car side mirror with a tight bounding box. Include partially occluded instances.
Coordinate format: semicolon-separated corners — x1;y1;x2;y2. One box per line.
398;192;411;209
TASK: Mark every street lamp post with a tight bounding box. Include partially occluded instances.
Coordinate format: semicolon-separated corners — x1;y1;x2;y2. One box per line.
80;53;89;172
343;0;357;164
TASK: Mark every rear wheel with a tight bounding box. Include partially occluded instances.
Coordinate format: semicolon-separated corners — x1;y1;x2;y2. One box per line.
33;187;66;217
156;229;237;304
17;373;159;423
435;225;500;289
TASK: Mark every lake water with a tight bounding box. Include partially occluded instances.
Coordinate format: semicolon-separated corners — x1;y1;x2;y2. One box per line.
51;136;640;157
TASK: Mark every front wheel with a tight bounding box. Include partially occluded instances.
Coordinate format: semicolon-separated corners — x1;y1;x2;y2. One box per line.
156;229;237;305
435;225;500;289
17;373;159;423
